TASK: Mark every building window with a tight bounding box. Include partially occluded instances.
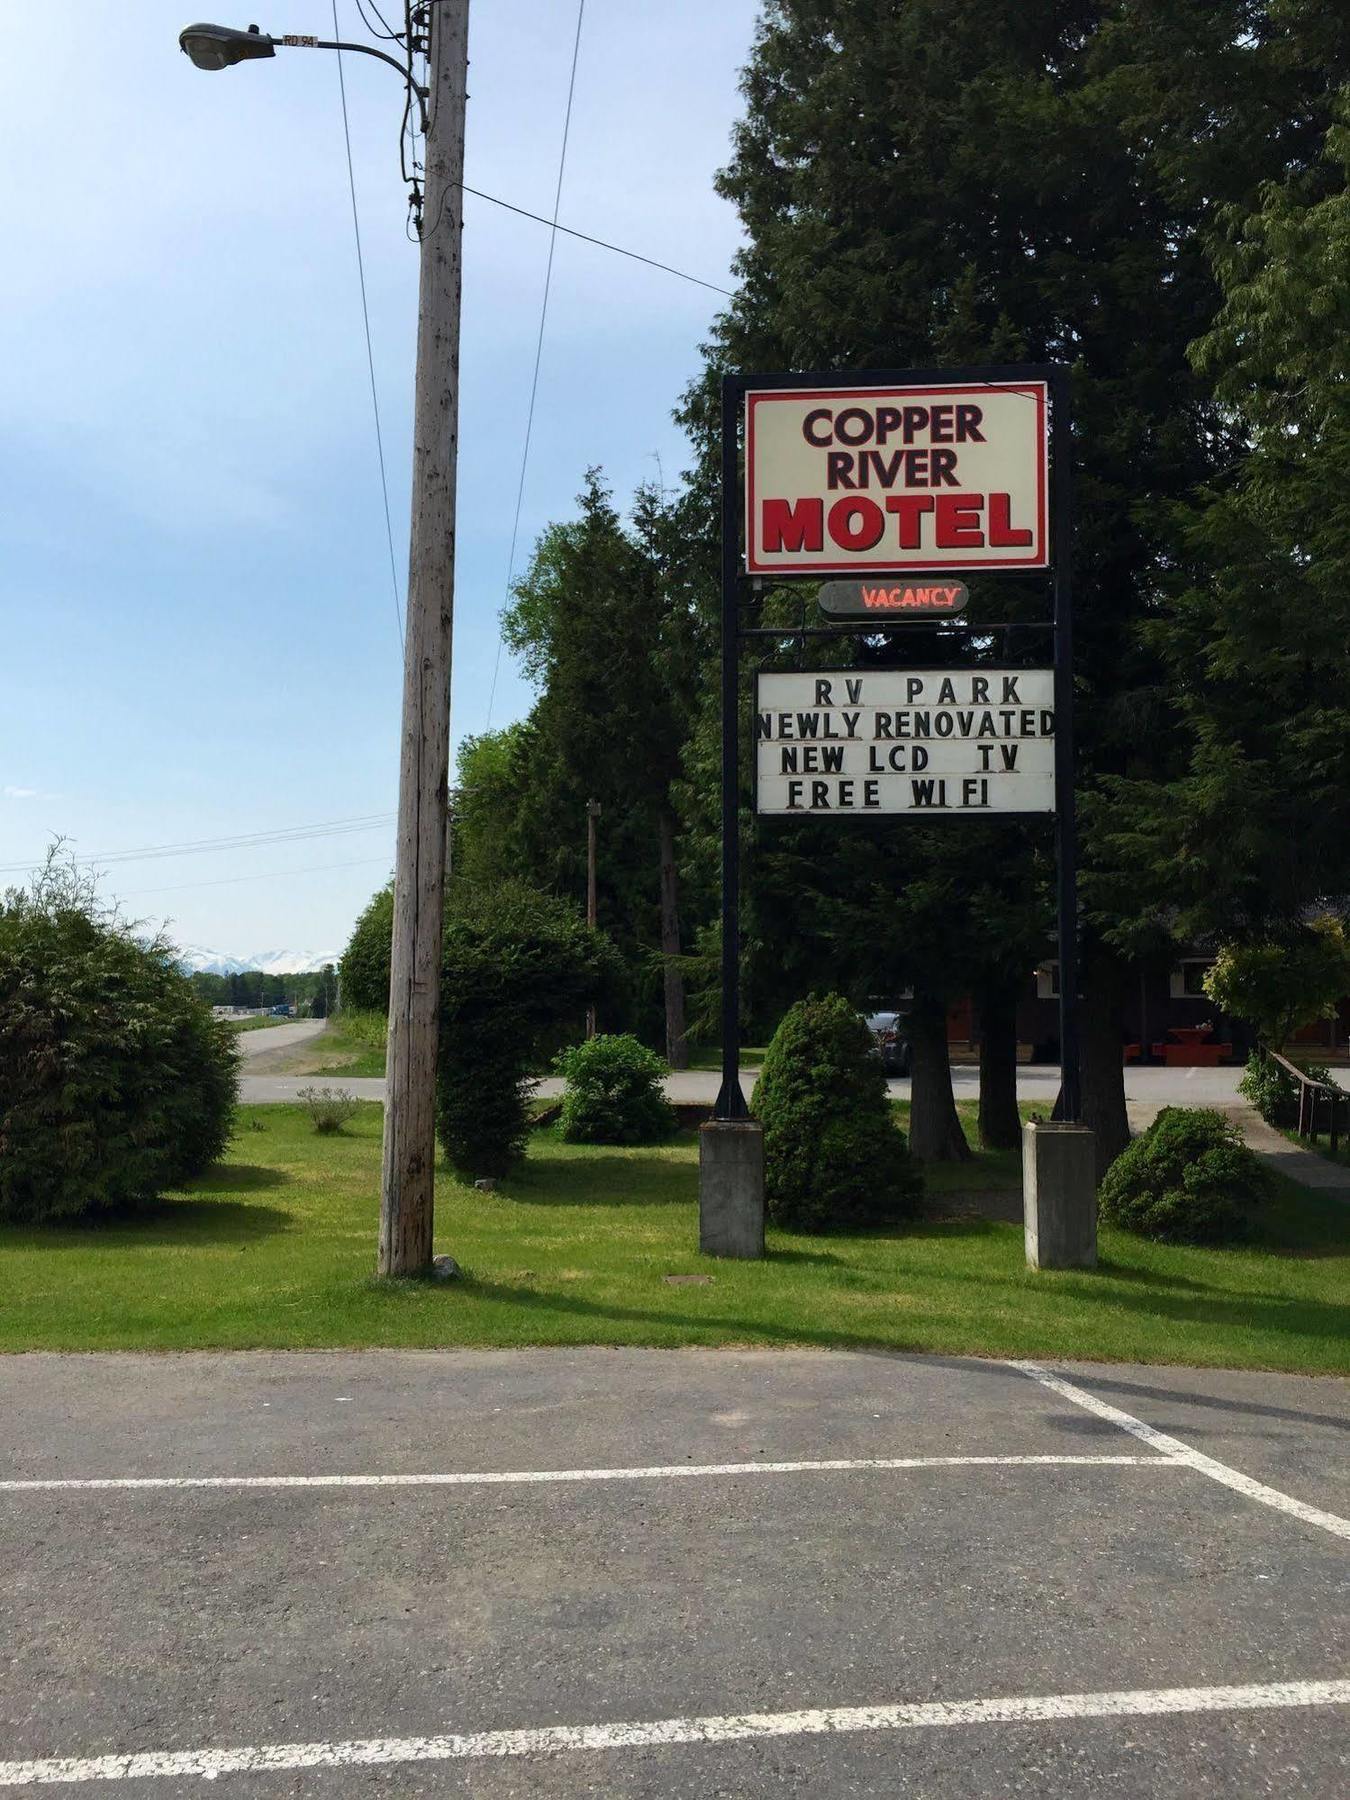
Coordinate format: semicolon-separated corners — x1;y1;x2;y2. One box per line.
1170;958;1214;1000
1035;963;1059;1000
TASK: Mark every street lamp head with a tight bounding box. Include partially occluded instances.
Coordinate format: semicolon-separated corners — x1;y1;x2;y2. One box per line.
178;23;276;70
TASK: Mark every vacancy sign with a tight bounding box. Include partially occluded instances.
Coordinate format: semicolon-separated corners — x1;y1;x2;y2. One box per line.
745;381;1049;574
755;668;1055;816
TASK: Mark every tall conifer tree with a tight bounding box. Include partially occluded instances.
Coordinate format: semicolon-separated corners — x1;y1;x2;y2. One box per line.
680;0;1333;1168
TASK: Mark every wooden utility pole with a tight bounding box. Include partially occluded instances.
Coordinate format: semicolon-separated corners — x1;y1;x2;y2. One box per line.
379;0;469;1276
585;799;601;1038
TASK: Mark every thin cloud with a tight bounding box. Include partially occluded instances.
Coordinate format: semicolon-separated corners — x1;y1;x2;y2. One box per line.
3;785;39;800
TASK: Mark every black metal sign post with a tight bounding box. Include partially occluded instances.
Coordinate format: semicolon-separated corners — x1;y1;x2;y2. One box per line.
714;363;1079;1125
715;375;750;1119
1048;363;1080;1121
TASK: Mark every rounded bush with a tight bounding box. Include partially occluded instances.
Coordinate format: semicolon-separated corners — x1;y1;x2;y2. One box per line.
0;869;238;1223
1238;1051;1296;1125
1238;1051;1334;1126
752;992;922;1231
1097;1106;1270;1244
555;1033;674;1144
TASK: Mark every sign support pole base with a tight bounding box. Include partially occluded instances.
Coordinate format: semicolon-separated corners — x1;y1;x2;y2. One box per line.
700;1119;765;1259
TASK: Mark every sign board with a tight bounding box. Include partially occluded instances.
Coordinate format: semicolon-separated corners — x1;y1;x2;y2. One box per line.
744;380;1049;576
755;668;1055;816
818;579;968;619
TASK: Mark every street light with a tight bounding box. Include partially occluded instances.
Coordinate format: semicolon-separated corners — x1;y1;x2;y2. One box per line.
177;6;463;1277
178;20;427;123
178;23;276;70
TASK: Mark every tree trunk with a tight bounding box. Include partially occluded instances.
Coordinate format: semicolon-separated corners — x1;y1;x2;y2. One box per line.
908;991;971;1162
977;983;1022;1150
658;808;688;1069
1079;943;1131;1181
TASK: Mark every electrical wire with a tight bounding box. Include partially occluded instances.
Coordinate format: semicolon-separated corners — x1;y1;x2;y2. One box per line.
485;0;587;728
462;185;734;297
333;0;407;658
121;855;394;898
399;0;425;231
0;814;397;876
354;0;402;39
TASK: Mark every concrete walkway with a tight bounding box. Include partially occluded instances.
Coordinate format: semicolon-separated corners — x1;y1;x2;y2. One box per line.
1227;1105;1350;1194
240;1062;1349;1111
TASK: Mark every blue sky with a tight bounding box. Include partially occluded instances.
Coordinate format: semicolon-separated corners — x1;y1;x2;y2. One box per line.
0;0;754;957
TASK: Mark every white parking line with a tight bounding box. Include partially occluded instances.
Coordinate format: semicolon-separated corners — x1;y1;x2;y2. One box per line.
0;1453;1176;1493
1011;1361;1350;1541
0;1679;1344;1786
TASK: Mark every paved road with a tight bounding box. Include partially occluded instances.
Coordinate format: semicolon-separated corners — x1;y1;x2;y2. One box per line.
240;1060;1350;1108
233;1018;327;1065
2;1349;1346;1794
241;1071;387;1102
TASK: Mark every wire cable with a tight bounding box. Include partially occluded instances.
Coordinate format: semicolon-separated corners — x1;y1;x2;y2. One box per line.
485;0;587;727
0;814;397;876
462;185;733;297
354;0;402;39
122;855;394;899
333;0;406;657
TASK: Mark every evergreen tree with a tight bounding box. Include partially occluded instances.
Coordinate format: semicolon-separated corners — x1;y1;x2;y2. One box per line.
501;471;699;1065
1105;83;1350;937
450;724;534;893
677;0;1342;1170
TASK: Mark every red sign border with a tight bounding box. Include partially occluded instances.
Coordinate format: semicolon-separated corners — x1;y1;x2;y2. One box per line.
744;380;1049;576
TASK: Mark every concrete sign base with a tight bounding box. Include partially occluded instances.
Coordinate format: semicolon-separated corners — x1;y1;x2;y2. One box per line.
1022;1118;1097;1269
699;1120;766;1259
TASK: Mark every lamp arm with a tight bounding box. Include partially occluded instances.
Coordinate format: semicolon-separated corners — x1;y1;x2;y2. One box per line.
274;33;429;131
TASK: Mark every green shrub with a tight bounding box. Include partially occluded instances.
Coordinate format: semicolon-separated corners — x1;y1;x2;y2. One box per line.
555;1034;674;1143
1238;1051;1336;1126
752;992;922;1231
1098;1106;1270;1244
335;1007;388;1055
0;857;238;1222
1238;1050;1294;1124
436;883;623;1178
339;881;394;1013
297;1085;360;1134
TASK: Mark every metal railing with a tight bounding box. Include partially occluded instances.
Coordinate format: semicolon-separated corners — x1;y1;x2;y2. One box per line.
1267;1049;1348;1155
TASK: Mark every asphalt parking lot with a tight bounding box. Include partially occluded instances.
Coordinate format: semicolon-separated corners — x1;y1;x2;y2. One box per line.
2;1349;1346;1795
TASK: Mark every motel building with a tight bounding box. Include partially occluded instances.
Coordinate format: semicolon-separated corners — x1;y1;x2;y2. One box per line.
935;956;1350;1067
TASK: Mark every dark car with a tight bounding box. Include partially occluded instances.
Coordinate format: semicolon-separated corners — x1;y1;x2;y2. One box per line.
862;1010;912;1075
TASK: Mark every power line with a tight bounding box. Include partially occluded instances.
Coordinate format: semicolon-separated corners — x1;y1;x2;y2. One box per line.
89;817;393;867
353;0;401;39
0;814;396;876
333;0;406;657
486;0;587;729
462;185;734;297
122;855;394;898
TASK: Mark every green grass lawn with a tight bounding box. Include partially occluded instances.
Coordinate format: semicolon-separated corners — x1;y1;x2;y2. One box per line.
2;1102;1346;1371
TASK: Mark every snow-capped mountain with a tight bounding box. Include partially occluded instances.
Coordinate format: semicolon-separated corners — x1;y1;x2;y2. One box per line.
246;948;340;976
176;946;247;976
177;946;339;976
